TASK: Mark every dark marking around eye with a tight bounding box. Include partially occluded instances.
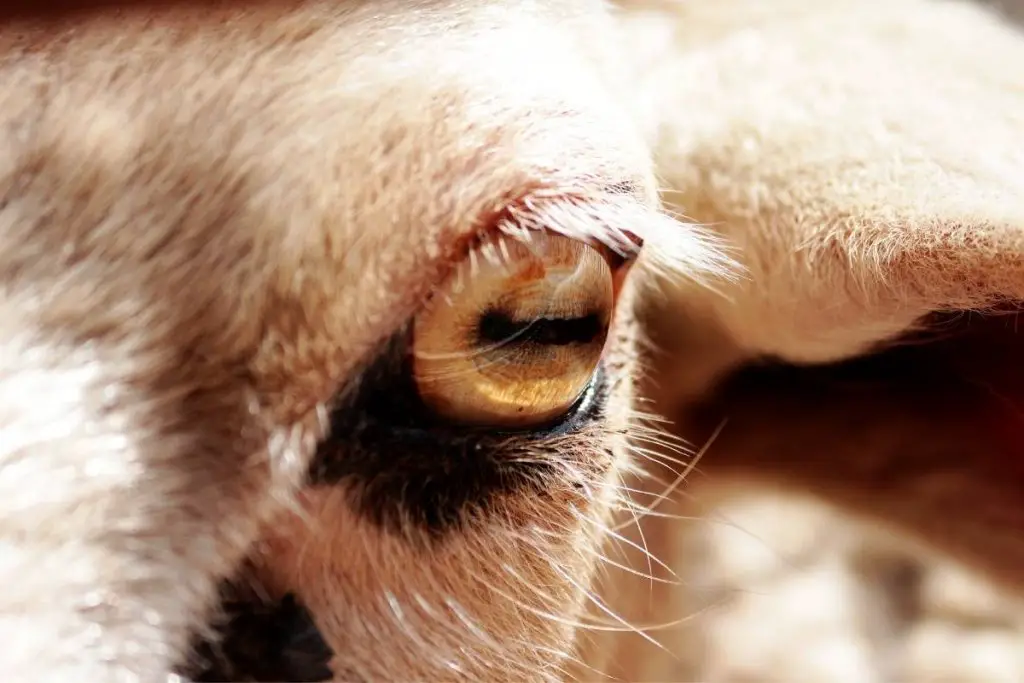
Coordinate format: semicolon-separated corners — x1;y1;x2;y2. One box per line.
307;332;611;538
476;310;605;347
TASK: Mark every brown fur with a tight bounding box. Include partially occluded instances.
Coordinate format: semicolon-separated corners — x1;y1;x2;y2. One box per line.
2;0;1024;681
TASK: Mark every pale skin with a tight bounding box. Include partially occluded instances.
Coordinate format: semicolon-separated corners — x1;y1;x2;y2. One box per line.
1;0;1023;681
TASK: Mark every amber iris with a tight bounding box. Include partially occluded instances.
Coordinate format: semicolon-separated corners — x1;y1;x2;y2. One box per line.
412;233;614;428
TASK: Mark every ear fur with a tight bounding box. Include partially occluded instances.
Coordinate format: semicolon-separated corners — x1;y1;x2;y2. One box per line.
637;0;1024;364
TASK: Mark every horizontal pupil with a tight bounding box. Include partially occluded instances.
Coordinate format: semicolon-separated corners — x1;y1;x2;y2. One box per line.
476;310;605;347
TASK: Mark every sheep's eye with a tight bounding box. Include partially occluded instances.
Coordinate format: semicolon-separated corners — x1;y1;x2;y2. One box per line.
411;232;616;428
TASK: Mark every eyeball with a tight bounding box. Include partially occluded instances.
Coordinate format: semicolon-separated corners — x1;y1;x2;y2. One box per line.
412;232;615;428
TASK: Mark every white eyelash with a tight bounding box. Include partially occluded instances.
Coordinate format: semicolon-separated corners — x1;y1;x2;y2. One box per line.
498;192;742;292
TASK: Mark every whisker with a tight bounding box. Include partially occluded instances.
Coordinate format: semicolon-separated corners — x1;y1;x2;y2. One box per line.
613;419;726;533
571;506;679;580
550;562;671;654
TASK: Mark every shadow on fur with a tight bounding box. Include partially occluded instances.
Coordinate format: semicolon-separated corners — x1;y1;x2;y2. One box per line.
184;588;333;682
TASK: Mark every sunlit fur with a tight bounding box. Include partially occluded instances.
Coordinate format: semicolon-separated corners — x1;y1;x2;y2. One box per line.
3;0;1024;681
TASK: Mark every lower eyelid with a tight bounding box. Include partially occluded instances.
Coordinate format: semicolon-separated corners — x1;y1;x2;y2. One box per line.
310;392;610;538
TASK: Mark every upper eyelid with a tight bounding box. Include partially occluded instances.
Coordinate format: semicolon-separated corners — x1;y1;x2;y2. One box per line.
443;188;650;308
491;185;648;260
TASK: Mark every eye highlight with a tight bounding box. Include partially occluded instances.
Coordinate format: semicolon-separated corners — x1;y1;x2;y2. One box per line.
412;232;616;428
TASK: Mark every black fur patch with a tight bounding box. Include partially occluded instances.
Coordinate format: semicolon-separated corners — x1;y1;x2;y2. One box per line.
187;592;333;682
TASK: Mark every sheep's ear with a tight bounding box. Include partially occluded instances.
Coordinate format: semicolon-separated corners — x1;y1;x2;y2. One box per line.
640;0;1024;370
635;0;1024;590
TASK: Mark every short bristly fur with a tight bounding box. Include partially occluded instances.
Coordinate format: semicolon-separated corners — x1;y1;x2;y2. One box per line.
3;0;1024;681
